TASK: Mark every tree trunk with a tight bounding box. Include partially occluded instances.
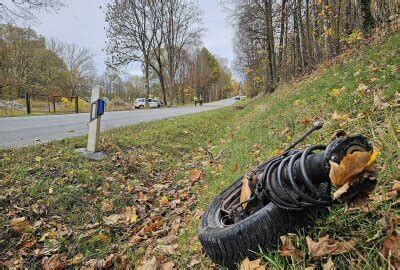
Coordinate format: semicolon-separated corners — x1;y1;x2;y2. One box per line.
335;0;342;55
264;0;276;92
144;58;150;108
360;0;375;34
277;0;288;80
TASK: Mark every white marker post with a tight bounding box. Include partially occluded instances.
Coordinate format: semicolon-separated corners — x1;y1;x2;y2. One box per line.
87;86;102;152
76;86;106;160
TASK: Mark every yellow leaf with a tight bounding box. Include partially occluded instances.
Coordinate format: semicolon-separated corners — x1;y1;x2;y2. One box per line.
330;88;341;97
35;156;42;162
356;83;368;97
240;176;252;209
329;151;372;186
366;150;380;168
49;231;57;239
294;99;301;106
160;196;169;206
130;214;138;224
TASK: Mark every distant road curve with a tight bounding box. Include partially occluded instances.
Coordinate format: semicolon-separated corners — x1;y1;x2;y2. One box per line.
0;98;236;148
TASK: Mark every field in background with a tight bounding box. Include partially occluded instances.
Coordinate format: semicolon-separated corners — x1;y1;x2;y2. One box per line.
0;32;398;268
0;98;134;117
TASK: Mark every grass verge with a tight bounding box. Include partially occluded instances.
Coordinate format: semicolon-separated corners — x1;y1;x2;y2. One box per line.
0;31;399;268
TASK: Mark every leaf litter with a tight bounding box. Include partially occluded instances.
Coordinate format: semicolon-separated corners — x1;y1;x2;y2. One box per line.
0;143;211;268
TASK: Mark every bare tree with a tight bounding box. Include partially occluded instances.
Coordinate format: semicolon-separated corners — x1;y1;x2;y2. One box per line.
106;0;155;107
48;40;96;97
163;0;203;105
0;0;65;24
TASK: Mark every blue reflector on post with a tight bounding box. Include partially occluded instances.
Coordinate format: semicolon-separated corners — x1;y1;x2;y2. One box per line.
97;99;105;116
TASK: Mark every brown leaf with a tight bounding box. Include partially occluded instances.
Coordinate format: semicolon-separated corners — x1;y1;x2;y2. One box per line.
19;240;36;249
95;233;109;244
103;214;121;226
169;218;181;236
329;151;372;186
68;254;84;266
129;235;142;245
143;220;164;234
306;235;355;258
240;176;252;209
331;111;350;122
278;234;303;262
188;258;200;267
10;217;30;233
388;182;400;199
382;235;400;269
323;257;335;270
373;93;390;110
136;256;160;270
240;258;265;270
42;254;67;270
160;261;175;270
100;201;113;212
189;169;202;182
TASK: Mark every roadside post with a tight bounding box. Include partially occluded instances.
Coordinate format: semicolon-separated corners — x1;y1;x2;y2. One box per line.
76;86;107;160
75;96;79;113
87;86;104;152
25;92;31;115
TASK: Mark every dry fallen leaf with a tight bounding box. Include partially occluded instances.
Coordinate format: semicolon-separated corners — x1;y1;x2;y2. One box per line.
323;257;335;270
333;170;377;212
160;195;169;207
278;234;303;262
306;235;355;258
189;169;202;182
10;217;31;233
373;93;390;110
357;83;368;96
388;182;400;199
382;235;400;269
103;214;120;226
136;256;159;270
329;151;373;186
330;88;341;97
42;254;67;270
160;261;175;270
100;201;113;212
68;254;84;266
332;111;350;122
240;176;252;209
240;258;265;270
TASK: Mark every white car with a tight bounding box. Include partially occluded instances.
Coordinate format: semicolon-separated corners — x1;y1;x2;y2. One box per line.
133;98;161;109
235;95;247;100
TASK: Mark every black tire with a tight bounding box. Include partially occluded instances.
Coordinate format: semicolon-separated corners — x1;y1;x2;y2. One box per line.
139;105;144;109
197;176;322;269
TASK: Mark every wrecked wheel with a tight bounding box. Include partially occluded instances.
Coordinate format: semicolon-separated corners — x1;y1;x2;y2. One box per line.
197;176;318;268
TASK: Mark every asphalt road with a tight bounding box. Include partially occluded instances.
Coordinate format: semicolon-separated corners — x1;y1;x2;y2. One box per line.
0;98;236;148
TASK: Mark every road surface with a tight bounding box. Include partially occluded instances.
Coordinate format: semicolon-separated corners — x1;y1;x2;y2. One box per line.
0;98;236;148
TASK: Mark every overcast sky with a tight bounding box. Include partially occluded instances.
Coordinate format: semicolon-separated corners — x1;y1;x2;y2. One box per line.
29;0;234;76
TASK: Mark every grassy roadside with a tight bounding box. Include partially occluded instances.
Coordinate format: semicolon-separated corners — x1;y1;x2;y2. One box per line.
0;31;399;268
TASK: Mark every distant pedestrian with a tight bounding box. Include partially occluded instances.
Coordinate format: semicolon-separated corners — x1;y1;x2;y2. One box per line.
200;95;203;106
194;96;198;106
